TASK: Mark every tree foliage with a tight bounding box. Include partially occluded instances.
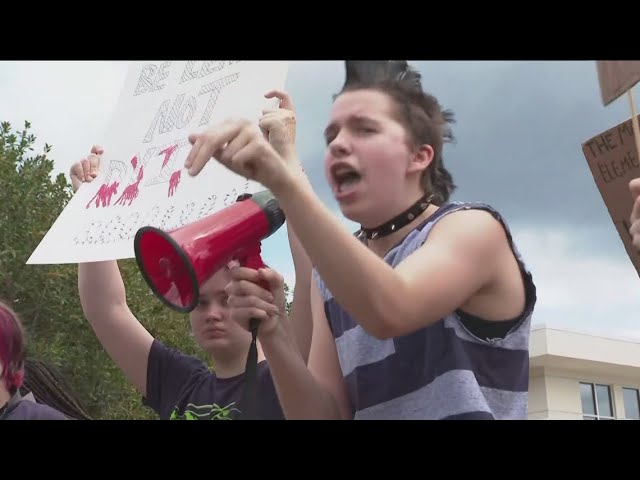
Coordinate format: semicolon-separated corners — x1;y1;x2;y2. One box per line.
0;121;290;419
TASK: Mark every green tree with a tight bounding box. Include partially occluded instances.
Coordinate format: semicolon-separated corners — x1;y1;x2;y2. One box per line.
284;283;292;314
0;121;206;419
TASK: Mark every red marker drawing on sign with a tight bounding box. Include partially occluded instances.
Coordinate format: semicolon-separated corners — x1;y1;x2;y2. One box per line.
86;181;119;209
168;170;181;197
159;144;178;169
115;166;144;206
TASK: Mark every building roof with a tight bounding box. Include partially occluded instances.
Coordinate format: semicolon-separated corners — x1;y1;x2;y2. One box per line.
530;325;640;380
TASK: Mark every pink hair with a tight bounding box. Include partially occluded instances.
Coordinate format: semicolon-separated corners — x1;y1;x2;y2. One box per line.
0;302;25;392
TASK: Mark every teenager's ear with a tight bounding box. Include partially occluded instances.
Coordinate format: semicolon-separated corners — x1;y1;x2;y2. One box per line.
408;144;434;175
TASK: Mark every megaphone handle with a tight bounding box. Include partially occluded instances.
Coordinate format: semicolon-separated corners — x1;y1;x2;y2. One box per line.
238;243;267;420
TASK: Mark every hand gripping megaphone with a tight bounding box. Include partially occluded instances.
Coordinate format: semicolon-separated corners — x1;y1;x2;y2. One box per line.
134;190;285;313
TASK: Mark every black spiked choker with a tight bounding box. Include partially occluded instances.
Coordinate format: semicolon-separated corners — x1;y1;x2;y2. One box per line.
357;193;434;241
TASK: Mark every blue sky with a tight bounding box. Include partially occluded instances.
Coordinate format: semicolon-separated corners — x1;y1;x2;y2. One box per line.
1;60;639;339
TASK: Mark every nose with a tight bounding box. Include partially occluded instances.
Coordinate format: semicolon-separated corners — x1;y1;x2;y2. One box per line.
328;130;350;159
204;305;224;324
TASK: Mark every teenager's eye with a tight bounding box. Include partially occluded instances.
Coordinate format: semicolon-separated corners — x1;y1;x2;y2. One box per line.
197;299;209;309
325;133;336;145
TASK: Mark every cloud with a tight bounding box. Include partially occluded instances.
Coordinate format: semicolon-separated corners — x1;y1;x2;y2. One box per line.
0;61;130;176
512;225;640;339
417;61;634;232
2;60;640;341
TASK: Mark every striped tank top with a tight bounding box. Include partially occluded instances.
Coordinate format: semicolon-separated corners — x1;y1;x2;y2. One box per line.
313;202;537;420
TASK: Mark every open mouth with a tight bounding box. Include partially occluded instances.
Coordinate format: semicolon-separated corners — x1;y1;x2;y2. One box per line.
331;163;362;194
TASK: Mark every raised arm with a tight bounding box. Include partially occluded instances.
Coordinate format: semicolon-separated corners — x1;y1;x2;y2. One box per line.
259;90;313;363
182;117;520;341
629;178;640;252
273;184;515;339
226;268;351;419
285;221;313;363
72;146;153;396
78;261;153;396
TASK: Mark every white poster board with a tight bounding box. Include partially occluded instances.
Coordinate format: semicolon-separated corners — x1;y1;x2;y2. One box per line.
27;61;289;265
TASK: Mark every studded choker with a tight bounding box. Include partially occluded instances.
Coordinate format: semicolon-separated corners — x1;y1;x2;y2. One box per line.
357;193;434;241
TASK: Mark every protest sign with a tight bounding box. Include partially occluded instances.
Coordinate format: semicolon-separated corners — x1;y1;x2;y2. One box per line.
28;61;289;264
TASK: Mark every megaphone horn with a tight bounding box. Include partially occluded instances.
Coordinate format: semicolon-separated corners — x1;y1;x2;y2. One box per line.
134;190;285;313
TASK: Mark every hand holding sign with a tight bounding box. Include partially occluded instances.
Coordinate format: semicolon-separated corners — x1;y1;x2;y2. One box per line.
582;116;640;275
70;145;103;191
629;179;640;252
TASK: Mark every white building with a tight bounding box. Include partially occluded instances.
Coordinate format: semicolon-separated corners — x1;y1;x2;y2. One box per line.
528;326;640;420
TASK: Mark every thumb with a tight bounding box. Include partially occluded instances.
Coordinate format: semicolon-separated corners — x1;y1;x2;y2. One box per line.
88;153;101;176
91;145;104;155
259;268;284;292
630;178;640;200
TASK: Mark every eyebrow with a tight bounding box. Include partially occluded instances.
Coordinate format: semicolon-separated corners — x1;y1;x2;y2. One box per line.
199;289;227;300
324;115;379;142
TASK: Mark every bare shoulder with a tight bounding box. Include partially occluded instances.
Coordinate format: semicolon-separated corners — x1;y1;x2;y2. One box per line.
425;207;509;255
424;206;526;320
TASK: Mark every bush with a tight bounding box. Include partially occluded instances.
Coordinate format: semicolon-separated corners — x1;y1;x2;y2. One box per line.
0;121;208;419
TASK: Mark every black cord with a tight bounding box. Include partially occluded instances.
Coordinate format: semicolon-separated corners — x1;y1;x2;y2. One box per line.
240;318;260;420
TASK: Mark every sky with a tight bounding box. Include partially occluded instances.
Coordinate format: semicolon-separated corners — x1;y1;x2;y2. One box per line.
1;60;639;340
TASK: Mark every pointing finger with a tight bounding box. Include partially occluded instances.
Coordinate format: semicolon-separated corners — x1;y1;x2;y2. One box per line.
264;90;295;111
187;120;250;176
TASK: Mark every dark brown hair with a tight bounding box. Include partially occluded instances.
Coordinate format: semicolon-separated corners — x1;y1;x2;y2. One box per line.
20;359;92;420
338;61;456;204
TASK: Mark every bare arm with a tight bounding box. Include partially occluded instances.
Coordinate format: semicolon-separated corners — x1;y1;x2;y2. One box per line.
259;280;351;420
78;261;154;397
286;225;313;364
258;90;314;363
70;146;154;396
629;178;640;252
182;117;514;341
273;176;508;339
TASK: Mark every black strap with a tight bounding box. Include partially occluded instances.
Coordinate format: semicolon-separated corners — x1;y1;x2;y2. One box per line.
0;391;23;420
240;318;260;420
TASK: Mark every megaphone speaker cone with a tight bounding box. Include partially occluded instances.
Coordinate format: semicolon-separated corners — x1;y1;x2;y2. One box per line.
134;226;200;313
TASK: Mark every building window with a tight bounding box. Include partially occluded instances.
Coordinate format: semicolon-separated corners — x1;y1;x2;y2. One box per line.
580;383;615;420
622;388;640;420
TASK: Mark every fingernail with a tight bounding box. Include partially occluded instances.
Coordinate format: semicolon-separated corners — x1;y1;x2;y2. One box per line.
267;294;274;302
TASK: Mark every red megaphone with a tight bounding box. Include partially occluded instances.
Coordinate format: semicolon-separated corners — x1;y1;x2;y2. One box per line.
134;190;285;313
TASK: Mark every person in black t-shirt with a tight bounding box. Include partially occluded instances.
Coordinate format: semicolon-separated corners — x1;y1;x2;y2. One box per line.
72;91;312;419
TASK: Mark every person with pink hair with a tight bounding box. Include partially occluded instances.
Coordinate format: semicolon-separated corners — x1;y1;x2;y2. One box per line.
0;302;67;420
